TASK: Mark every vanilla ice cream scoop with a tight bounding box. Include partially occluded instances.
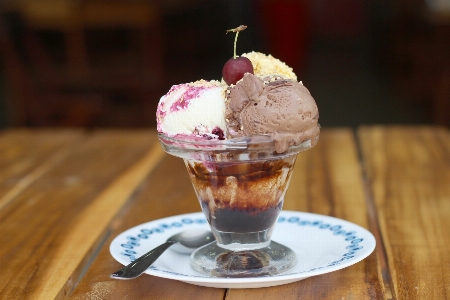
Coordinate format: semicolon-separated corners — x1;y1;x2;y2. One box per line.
156;80;227;140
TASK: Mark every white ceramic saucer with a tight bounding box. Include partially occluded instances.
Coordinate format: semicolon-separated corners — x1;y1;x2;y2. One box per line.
110;211;376;288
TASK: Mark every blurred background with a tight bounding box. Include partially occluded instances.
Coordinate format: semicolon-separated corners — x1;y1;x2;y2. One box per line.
0;0;449;129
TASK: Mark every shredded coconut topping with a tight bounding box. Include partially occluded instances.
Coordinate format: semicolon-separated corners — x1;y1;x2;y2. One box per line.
242;51;297;81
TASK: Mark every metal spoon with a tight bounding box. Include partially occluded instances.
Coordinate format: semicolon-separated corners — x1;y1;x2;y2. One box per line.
110;229;215;279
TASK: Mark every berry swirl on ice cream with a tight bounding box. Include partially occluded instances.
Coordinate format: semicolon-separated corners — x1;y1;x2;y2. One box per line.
156;80;227;140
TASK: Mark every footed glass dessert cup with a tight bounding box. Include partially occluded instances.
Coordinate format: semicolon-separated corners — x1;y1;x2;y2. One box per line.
158;134;318;277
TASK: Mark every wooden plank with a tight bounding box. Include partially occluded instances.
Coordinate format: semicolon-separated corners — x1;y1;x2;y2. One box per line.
0;130;164;300
225;128;385;299
358;126;450;299
0;129;84;210
68;154;226;300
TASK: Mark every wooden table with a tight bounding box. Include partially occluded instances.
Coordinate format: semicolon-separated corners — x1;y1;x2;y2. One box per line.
1;126;449;299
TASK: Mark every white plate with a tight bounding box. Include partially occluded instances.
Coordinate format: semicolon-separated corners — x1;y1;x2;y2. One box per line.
110;211;376;289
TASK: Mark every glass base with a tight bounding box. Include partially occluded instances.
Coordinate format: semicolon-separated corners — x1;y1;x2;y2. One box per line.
211;227;275;250
190;241;296;277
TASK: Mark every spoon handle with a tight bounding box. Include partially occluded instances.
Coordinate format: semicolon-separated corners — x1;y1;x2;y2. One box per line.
110;241;177;279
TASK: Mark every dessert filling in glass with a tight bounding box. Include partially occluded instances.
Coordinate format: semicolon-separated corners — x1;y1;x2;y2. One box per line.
186;156;295;249
159;134;317;277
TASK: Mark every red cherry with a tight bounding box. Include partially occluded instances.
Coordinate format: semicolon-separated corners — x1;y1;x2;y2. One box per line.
222;25;253;85
222;57;254;85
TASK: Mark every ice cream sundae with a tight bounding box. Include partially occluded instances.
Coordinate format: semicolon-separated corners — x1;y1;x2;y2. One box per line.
156;26;319;277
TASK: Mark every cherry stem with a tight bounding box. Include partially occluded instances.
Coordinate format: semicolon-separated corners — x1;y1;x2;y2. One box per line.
233;32;239;59
226;25;247;60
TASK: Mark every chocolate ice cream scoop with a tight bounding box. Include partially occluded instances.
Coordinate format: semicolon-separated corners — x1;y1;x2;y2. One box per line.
225;73;320;153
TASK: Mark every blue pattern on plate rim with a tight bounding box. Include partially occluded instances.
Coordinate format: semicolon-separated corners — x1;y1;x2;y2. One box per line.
118;214;365;278
119;218;207;260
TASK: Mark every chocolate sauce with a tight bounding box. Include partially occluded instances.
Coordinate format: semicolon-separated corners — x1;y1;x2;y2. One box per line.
187;159;293;233
201;201;282;232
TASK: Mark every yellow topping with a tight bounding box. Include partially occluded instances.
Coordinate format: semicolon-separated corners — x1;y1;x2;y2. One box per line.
242;51;297;81
189;80;225;88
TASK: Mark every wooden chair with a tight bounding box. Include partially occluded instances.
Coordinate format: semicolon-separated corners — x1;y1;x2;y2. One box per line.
0;12;103;126
1;0;165;127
